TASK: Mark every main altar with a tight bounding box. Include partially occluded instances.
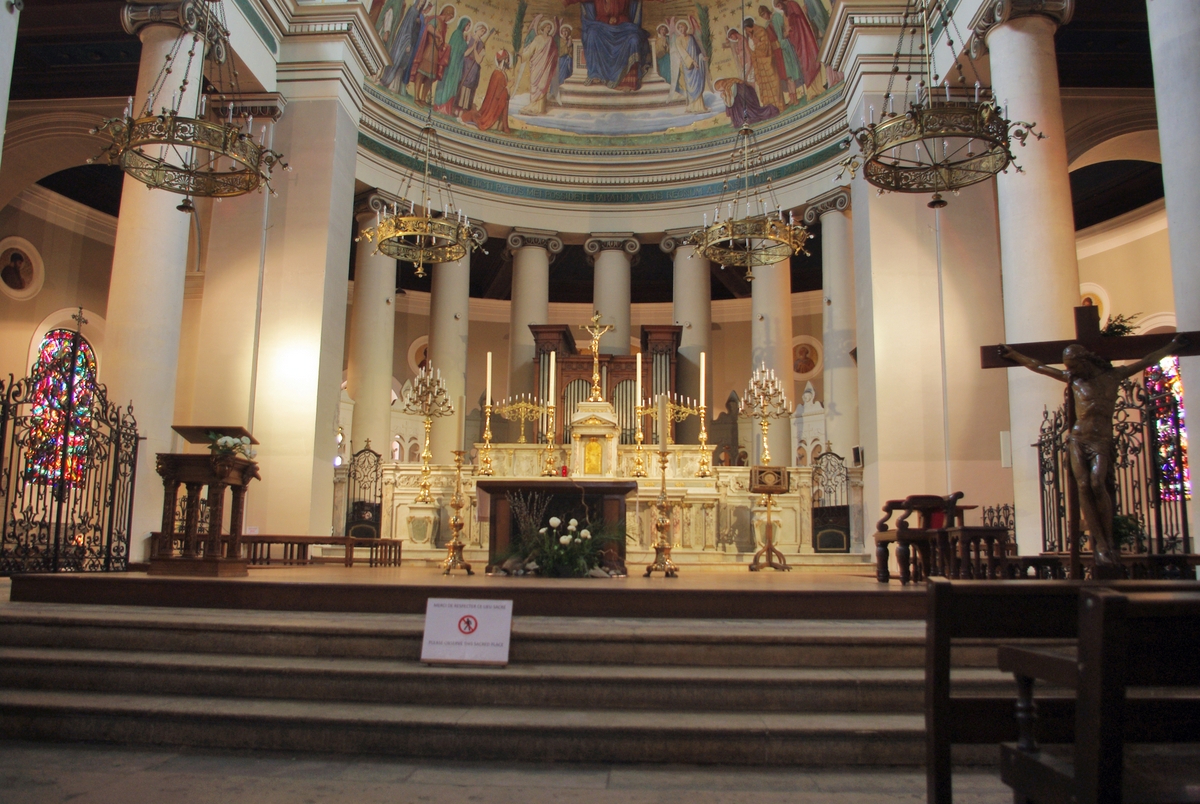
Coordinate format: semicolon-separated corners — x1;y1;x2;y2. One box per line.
333;317;868;573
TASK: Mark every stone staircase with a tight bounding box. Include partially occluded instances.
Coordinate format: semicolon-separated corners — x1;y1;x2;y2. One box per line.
0;603;1008;764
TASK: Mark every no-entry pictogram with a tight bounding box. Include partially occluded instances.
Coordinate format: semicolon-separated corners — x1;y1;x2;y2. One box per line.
457;615;478;635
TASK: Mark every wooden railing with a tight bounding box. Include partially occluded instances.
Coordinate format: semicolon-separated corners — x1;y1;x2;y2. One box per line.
152;533;401;568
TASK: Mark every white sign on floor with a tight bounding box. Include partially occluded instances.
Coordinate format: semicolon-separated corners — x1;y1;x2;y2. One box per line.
420;598;513;666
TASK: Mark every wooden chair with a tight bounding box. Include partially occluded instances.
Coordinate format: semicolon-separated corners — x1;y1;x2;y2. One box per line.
998;589;1200;804
875;494;948;583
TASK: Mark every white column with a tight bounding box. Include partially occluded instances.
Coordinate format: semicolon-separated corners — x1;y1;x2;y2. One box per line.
102;23;202;558
0;0;19;171
663;230;711;443
346;195;397;457
586;234;639;355
1148;0;1200;528
983;4;1078;554
506;228;561;396
428;225;481;462
751;258;793;465
805;188;858;458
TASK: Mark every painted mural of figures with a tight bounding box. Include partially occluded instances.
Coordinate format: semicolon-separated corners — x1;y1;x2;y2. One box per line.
743;18;783;109
434;16;472;114
371;0;404;41
774;0;821;94
552;24;575;103
561;0;662;92
457;23;495;112
461;50;513;133
379;0;428;95
804;0;830;40
762;4;800;105
670;19;708;113
723;27;753;83
519;17;559;115
412;4;455;105
716;77;778;128
653;24;672;85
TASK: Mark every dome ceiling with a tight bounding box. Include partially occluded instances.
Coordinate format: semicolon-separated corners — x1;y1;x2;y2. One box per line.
361;0;846;197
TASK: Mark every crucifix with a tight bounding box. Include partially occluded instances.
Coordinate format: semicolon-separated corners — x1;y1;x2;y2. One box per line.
981;305;1200;578
579;311;614;402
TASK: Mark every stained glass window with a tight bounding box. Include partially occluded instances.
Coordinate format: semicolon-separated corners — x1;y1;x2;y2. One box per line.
24;329;96;487
1144;355;1190;501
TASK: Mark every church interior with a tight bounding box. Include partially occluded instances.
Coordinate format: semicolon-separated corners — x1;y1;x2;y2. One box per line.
0;0;1198;800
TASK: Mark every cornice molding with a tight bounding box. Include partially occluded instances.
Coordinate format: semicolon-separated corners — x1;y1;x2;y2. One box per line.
11;185;118;246
122;0;228;49
803;187;851;224
282;3;386;78
971;0;1074;57
217;92;286;121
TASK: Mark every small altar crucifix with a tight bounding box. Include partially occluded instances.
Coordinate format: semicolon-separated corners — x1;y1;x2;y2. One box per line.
981;305;1200;577
579;311;614;402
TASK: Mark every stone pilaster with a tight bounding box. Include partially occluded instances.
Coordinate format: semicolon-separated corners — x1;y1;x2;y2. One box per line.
507;228;561;397
751;257;793;466
586;233;639;356
804;188;857;459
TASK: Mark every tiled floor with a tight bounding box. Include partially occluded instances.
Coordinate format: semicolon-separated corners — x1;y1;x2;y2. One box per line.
0;740;1013;804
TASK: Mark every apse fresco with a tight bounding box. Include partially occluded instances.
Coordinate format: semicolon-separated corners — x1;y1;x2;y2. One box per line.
365;0;842;142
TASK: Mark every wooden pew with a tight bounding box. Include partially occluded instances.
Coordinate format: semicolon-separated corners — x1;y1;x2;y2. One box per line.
925;579;1200;804
238;534;402;567
998;589;1200;804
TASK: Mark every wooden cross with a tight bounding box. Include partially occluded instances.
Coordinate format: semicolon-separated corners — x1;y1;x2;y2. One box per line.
980;305;1200;576
579;311;614;402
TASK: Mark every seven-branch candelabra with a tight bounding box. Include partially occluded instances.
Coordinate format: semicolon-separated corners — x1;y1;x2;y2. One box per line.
399;364;454;503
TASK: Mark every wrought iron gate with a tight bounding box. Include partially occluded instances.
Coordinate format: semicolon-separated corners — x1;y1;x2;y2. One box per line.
0;338;139;573
812;451;851;552
344;445;382;539
1037;378;1189;555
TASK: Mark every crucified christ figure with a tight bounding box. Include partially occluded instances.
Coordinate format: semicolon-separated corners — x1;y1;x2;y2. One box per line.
1000;335;1187;568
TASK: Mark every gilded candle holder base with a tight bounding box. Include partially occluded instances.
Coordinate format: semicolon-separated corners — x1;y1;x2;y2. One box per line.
644;451;677;577
478;404;494;476
696;406;712;478
441;451;474;576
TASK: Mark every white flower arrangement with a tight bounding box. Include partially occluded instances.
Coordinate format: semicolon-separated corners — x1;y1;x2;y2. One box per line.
207;432;257;459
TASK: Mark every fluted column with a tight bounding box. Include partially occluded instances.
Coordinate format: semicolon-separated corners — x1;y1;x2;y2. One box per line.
805;188;857;458
429;223;484;462
507;228;561;396
976;0;1078;553
662;229;711;443
586;234;639;355
346;193;397;457
101;21;203;557
0;0;20;171
751;259;794;465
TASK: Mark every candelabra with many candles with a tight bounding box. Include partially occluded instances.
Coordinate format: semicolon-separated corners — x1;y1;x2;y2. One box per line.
741;364;794;571
398;364;454;503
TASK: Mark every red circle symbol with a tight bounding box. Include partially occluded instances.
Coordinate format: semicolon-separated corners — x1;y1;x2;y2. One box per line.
457;615;478;635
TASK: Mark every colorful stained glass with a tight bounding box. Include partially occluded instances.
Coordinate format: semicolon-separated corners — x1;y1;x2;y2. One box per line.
1145;355;1190;501
24;329;96;487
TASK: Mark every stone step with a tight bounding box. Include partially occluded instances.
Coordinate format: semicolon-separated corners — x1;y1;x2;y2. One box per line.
0;688;928;765
0;606;952;667
0;647;1020;712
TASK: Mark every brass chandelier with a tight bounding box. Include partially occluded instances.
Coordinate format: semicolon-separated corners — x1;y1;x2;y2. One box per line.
688;2;810;278
90;0;287;210
356;112;481;278
838;0;1042;208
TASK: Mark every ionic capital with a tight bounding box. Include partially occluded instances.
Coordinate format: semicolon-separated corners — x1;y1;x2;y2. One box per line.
971;0;1074;56
802;187;851;225
123;0;229;55
507;227;564;254
214;92;286;123
353;190;397;223
659;228;698;255
584;233;640;257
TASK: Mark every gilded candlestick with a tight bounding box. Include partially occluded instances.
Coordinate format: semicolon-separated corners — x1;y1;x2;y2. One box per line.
441;450;473;575
696;404;712;477
541;404;558;476
739;364;792;466
644;449;678;577
478;403;494;476
399;364;454;503
631;403;648;478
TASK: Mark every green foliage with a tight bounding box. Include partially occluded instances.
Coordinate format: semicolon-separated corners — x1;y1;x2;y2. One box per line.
1100;312;1141;338
512;1;528;57
507;490;550;552
1113;514;1144;551
508;514;623;577
695;3;713;61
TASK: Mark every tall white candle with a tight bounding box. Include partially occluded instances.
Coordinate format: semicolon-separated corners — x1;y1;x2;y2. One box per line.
699;352;706;408
548;351;556;405
657;393;668;447
485;352;492;405
635;352;642;405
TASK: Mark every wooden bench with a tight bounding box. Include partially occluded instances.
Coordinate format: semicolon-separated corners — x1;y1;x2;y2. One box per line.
998;589;1200;804
876;492;1010;584
925;578;1200;804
